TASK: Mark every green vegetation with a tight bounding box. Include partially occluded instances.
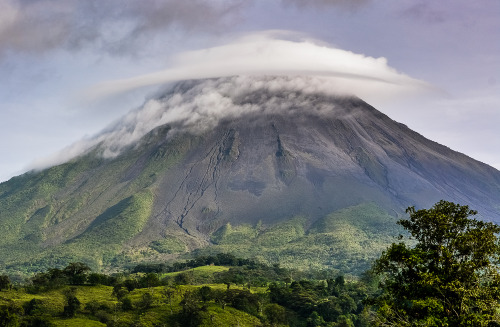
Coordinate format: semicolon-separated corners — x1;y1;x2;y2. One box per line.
0;131;195;275
149;237;187;254
204;203;399;275
0;201;498;326
0;257;375;326
372;200;500;326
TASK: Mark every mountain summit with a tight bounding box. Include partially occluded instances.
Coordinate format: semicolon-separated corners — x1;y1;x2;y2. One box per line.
1;76;500;274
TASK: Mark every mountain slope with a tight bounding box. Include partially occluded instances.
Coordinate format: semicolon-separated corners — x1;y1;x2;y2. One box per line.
1;76;499;274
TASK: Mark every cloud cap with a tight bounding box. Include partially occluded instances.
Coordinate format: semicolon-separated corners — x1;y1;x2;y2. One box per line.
84;32;434;105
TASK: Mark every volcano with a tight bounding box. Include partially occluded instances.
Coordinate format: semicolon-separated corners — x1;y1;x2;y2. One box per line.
1;76;500;274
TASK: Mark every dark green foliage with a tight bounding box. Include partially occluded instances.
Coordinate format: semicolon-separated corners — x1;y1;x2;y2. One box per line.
178;291;205;327
23;299;44;316
139;273;160;288
62;288;80;318
27;262;92;292
0;304;20;327
224;289;261;316
138;292;154;311
174;271;193;285
112;285;129;300
28;269;67;293
62;262;90;285
87;272;114;286
372;200;500;326
268;276;369;326
0;275;11;291
264;303;287;326
119;297;133;311
21;316;55;327
198;286;213;303
131;263;167;273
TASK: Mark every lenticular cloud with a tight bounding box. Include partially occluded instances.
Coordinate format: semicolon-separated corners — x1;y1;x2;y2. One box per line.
85;32;432;104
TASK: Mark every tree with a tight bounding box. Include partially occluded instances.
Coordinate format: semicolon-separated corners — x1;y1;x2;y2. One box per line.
372;200;500;326
63;262;91;285
264;303;287;326
179;291;205;327
0;275;11;291
62;288;81;318
0;303;22;327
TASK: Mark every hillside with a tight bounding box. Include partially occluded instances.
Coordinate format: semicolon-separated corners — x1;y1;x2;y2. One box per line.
1;76;500;275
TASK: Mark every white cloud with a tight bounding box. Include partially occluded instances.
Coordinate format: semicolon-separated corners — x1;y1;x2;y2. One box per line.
84;32;434;106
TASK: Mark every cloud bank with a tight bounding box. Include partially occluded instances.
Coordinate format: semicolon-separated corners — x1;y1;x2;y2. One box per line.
0;0;246;55
0;0;369;57
282;0;368;9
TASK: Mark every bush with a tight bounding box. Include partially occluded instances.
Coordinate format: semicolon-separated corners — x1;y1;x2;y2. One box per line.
62;288;81;318
0;275;11;291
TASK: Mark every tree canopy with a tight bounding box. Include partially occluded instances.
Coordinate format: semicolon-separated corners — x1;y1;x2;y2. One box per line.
373;200;500;326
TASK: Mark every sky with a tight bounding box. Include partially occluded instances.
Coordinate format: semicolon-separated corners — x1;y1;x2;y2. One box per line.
0;0;499;182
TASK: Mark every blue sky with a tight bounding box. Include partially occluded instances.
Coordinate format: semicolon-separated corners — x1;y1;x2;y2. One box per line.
1;0;499;182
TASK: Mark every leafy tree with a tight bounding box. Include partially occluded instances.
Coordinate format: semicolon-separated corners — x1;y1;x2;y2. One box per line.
306;311;326;327
224;289;261;316
122;278;139;292
87;273;111;286
138;292;154;311
178;291;205;327
62;288;81;318
23;299;45;316
63;262;90;285
139;273;160;288
29;269;66;292
198;286;212;303
112;285;128;300
22;316;55;327
161;286;178;313
0;275;11;291
0;304;21;327
120;297;133;311
372;200;500;326
174;271;193;285
264;303;287;326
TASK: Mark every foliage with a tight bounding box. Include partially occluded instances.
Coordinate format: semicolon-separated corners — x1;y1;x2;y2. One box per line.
0;131;188;275
62;288;81;318
372;200;500;326
200;203;399;274
268;277;372;326
0;274;11;291
63;262;91;285
0;254;377;326
149;237;186;254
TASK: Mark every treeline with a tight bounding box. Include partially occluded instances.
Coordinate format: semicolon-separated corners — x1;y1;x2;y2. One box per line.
0;254;377;327
131;252;261;274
